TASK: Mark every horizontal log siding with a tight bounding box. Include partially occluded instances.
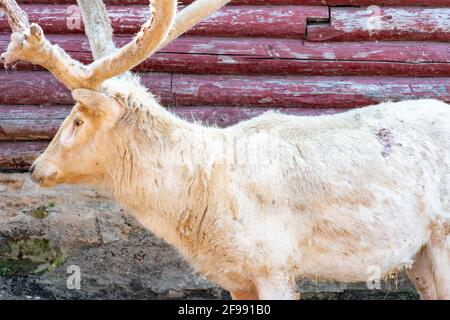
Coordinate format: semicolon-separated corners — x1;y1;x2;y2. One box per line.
0;1;449;169
0;5;329;39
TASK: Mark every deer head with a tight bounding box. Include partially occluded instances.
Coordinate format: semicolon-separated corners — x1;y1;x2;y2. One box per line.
0;0;231;187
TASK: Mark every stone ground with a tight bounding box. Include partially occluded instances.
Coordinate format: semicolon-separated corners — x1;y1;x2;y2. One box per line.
0;173;419;300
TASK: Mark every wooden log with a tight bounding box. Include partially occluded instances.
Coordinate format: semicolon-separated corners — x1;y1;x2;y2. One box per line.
0;141;49;171
171;75;450;108
308;7;450;42
16;1;450;6
0;5;328;39
0;105;346;141
0;105;70;141
175;106;345;126
0;72;172;105
2;35;449;76
1;72;449;108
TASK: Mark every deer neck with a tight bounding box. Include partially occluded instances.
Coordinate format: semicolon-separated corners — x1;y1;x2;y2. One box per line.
103;102;220;254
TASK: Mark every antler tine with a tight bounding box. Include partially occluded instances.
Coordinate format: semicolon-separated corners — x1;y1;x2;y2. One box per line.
161;0;232;49
0;0;29;33
1;0;99;89
88;0;233;84
76;0;116;60
87;0;177;88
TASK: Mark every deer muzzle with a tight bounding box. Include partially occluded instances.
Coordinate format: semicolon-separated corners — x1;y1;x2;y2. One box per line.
29;160;58;187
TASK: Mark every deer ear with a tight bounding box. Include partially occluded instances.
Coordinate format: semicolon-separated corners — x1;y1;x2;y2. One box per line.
72;89;124;121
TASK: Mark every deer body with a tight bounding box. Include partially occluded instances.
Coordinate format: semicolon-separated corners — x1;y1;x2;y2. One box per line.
2;0;450;299
96;84;450;299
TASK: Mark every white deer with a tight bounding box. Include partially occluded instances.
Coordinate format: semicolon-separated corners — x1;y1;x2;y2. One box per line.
1;0;449;300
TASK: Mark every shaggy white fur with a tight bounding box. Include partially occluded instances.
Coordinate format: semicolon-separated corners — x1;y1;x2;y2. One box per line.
32;83;450;299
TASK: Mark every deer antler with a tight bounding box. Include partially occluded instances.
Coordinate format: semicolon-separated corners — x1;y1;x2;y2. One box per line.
0;0;87;89
0;0;176;90
76;0;116;60
0;0;28;33
0;0;231;91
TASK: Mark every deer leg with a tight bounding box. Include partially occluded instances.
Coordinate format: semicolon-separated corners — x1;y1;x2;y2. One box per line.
407;246;438;300
255;275;300;300
427;232;450;300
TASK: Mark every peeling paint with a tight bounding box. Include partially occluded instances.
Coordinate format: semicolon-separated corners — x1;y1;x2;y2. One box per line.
308;7;450;41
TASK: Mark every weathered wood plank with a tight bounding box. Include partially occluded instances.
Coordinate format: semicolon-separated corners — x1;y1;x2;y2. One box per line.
2;72;449;108
16;1;450;6
0;5;328;39
176;106;345;126
0;72;172;105
308;7;450;42
0;105;345;141
0;141;49;171
171;75;450;108
2;35;449;76
269;41;450;77
0;105;71;141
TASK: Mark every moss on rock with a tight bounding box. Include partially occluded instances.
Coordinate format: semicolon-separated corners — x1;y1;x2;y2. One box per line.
0;237;65;277
23;202;56;219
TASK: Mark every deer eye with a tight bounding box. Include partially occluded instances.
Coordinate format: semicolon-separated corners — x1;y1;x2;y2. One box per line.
74;118;84;127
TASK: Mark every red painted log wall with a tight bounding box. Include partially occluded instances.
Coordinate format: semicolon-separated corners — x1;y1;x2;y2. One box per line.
0;5;329;39
2;36;449;76
0;0;449;169
309;7;450;41
2;72;449;107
